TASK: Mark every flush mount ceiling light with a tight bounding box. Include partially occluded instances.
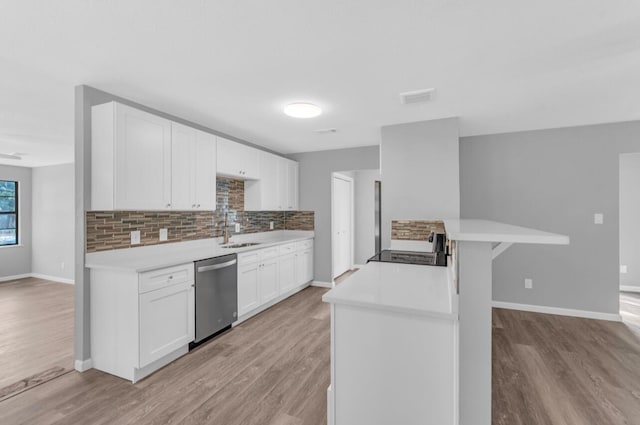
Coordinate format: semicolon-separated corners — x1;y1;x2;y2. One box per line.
284;102;322;118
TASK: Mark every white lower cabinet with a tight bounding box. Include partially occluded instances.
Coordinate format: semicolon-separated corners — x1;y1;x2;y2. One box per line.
139;281;194;367
260;258;280;303
90;263;195;383
279;253;297;294
236;238;315;321
238;263;260;316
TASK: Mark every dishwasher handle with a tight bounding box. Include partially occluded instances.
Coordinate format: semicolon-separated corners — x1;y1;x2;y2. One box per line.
197;259;237;273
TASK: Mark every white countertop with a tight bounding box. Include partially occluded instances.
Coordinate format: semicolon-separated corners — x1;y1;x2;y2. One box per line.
85;230;314;272
443;219;569;244
322;262;457;320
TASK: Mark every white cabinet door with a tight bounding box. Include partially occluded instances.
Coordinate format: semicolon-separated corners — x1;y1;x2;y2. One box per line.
238;263;260;316
115;103;172;210
279;253;297;294
217;137;259;179
171;123;217;211
261;152;281;210
286;160;299;210
295;248;313;285
139;281;194;367
193;130;216;210
259;258;279;303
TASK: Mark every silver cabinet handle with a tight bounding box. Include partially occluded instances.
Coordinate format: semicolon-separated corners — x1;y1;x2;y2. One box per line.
197;259;237;273
197;204;200;208
168;275;173;280
166;203;171;208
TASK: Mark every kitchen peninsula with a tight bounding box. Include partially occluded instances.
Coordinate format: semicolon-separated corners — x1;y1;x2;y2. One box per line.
323;219;569;425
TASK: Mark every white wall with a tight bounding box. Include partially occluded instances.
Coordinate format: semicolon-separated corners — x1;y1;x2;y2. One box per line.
380;118;460;249
353;169;379;264
620;153;640;290
32;163;75;283
0;164;32;279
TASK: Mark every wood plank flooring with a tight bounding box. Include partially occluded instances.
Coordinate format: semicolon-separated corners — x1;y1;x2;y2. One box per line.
1;279;640;425
0;278;74;392
493;292;640;425
0;285;331;425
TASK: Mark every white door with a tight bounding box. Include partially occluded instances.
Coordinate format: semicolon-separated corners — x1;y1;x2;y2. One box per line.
279;253;297;294
171;122;195;210
259;258;279;303
260;152;280;210
238;263;260;316
115;104;172;210
139;281;194;367
332;174;353;279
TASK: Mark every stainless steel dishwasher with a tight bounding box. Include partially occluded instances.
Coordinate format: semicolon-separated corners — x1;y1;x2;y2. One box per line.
192;253;238;347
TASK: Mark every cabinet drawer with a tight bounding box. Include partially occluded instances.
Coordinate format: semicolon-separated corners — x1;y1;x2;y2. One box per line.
260;246;280;260
139;263;194;294
296;239;313;251
238;250;261;265
279;243;297;255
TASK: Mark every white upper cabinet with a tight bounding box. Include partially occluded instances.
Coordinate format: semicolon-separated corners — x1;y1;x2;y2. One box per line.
216;137;259;180
245;152;299;211
91;102;217;211
92;102;172;210
171;123;216;210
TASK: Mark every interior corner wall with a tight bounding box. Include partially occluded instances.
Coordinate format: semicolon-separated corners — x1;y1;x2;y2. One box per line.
0;164;32;278
619;152;640;290
353;169;380;265
32;163;75;281
380;118;460;250
460;120;640;315
288;146;380;283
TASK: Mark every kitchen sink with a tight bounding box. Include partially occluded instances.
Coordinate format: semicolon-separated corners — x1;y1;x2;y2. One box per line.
221;242;261;248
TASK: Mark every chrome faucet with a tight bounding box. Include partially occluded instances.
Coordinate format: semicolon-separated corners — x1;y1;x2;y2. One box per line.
223;212;230;245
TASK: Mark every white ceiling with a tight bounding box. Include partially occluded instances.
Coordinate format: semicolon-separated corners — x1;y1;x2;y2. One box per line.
1;0;640;167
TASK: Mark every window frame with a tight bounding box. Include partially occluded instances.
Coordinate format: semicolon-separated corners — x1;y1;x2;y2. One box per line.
0;180;18;247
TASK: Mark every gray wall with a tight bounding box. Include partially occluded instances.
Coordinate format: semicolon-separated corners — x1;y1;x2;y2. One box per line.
288;146;380;283
74;85;286;364
0;164;32;278
32;163;75;281
353;169;380;265
460;121;640;315
380;118;460;249
620;153;640;289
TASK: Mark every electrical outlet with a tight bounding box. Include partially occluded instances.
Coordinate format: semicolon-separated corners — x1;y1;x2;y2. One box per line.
60;262;65;270
235;223;241;233
131;230;141;245
159;228;168;241
621;265;628;274
270;221;274;230
524;278;533;289
594;213;604;224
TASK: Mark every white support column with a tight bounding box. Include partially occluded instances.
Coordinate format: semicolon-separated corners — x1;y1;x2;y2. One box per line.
458;241;493;425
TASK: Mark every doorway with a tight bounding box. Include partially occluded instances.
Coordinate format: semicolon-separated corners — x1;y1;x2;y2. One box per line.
332;173;354;281
619;153;640;327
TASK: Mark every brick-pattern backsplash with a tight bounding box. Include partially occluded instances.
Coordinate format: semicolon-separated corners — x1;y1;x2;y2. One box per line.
86;177;314;252
391;220;445;241
285;211;315;231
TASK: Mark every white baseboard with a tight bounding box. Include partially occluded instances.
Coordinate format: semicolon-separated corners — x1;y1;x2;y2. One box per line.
353;264;367;269
0;273;74;284
31;273;74;285
492;301;622;322
74;358;93;372
311;281;333;288
620;285;640;293
0;273;32;282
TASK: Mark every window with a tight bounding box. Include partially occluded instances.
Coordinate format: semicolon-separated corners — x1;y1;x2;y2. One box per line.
0;180;18;246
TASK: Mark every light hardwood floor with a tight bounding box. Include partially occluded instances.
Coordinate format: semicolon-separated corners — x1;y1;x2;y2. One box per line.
0;278;74;395
1;281;640;425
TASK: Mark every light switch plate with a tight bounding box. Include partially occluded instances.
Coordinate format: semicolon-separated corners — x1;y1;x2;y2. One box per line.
235;223;241;233
159;228;168;241
621;265;628;274
524;278;533;289
131;230;141;245
594;213;604;224
270;221;274;230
